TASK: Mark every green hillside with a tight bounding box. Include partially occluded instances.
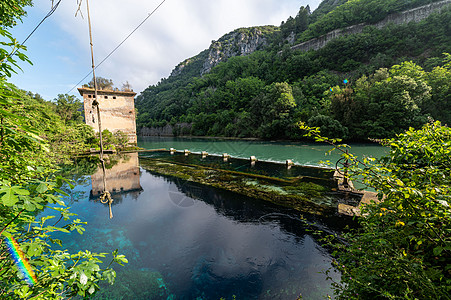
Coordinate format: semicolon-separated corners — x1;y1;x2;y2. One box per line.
136;0;451;141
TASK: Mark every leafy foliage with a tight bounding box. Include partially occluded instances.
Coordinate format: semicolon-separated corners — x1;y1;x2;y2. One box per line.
0;27;30;77
98;129;129;151
53;94;84;124
1;2;126;298
301;121;451;299
0;0;32;28
0;80;126;298
84;76;114;90
329;59;451;139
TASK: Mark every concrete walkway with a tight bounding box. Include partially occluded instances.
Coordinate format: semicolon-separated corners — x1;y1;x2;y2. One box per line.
334;170;381;217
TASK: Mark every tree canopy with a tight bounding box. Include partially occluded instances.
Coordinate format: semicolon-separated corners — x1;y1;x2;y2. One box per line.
0;0;32;28
84;76;114;90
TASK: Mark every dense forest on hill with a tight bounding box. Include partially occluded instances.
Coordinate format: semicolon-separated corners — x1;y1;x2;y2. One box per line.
136;0;451;141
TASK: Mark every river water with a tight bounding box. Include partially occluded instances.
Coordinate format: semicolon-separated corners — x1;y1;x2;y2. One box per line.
139;137;387;167
50;138;386;299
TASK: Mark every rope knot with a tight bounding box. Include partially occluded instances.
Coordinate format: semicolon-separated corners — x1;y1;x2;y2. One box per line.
100;191;112;204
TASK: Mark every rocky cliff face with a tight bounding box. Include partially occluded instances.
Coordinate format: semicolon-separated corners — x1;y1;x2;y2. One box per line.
170;58;193;77
170;26;277;78
201;27;275;75
170;1;450;79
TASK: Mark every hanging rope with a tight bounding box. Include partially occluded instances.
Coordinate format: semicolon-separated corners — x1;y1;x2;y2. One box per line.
100;191;113;219
67;0;167;94
85;0;113;219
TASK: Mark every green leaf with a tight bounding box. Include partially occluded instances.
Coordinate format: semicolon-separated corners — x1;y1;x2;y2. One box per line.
49;238;63;246
395;179;404;186
433;247;443;256
11;186;29;195
46;226;70;233
36;183;48;193
27;244;42;257
103;269;116;285
79;272;88;285
24;200;36;211
88;285;95;294
114;254;128;266
1;188;18;206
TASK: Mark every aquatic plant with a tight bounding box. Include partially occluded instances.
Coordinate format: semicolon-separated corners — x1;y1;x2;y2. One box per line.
140;158;338;216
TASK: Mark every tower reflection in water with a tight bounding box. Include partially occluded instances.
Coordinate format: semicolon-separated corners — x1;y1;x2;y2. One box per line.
90;152;142;204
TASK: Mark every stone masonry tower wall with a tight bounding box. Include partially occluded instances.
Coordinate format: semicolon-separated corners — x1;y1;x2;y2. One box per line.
78;88;137;144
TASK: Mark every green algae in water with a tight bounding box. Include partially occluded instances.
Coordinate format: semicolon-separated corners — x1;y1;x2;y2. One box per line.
140;157;341;215
142;151;335;181
282;181;329;199
283;182;327;193
244;179;289;195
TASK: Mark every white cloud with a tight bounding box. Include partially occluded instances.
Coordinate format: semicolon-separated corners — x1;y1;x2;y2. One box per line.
18;0;321;97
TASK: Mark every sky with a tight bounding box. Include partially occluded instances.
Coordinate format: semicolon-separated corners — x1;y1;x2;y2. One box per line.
9;0;321;101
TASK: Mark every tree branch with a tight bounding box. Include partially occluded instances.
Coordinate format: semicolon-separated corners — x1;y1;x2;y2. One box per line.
0;209;25;236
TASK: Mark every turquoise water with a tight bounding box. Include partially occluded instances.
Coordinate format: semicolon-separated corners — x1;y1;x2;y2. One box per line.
49;152;351;299
140;151;335;181
138;137;388;167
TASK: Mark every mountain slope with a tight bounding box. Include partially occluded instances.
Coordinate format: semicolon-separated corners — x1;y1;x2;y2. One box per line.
136;0;451;140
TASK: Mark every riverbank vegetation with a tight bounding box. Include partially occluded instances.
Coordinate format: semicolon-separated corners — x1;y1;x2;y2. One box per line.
136;0;451;141
301;121;451;299
0;2;127;298
1;88;132;161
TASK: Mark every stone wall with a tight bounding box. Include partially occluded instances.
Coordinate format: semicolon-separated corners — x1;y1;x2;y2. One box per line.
290;0;451;53
141;124;174;136
91;152;141;197
78;88;138;144
291;23;366;52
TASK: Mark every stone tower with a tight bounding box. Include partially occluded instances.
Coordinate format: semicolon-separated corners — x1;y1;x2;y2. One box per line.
78;87;137;144
90;152;142;198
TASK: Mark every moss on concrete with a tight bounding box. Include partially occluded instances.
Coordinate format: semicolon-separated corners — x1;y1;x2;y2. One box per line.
140;158;339;216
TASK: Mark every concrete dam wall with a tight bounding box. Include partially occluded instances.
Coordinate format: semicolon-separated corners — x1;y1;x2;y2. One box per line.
290;0;451;53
